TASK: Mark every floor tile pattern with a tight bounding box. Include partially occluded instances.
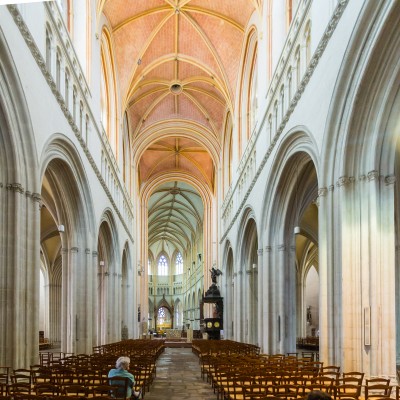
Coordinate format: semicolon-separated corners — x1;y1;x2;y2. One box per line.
143;347;217;400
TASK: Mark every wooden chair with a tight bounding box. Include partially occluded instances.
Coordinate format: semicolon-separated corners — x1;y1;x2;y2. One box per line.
34;382;61;396
364;378;392;400
0;367;10;385
11;369;32;385
7;382;32;396
92;384;118;397
334;383;362;400
243;383;273;400
272;383;300;399
108;376;131;399
342;372;364;386
62;383;89;397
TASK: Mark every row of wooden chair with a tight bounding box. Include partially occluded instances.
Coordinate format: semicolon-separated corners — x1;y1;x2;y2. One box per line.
0;379;138;399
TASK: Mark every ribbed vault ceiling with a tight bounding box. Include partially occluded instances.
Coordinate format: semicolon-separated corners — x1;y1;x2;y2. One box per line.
100;0;257;260
148;181;203;256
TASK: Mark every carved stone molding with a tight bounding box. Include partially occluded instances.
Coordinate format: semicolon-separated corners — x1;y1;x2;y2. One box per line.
336;176;355;187
32;192;41;202
85;248;91;254
257;249;263;256
92;251;98;257
328;185;335;192
265;246;272;252
318;187;328;197
385;175;396;185
367;170;379;181
278;244;286;252
70;247;79;253
6;183;24;193
61;248;69;254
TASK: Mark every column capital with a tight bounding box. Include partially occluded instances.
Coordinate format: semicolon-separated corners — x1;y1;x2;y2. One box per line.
85;248;90;254
265;246;272;252
367;170;379;181
278;244;286;252
92;251;98;257
6;183;24;193
71;247;79;253
318;187;328;197
385;175;396;185
337;176;355;187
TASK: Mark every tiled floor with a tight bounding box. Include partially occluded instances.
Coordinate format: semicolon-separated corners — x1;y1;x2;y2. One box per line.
143;347;217;400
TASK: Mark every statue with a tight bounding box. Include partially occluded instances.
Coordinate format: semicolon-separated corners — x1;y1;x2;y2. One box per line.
210;266;222;284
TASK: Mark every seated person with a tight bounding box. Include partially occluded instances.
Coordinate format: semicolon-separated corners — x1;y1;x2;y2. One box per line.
306;391;332;400
108;356;141;399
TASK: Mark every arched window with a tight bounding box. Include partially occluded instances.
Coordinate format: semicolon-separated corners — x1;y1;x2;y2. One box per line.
65;68;70;107
72;86;77;122
280;85;285;121
248;53;258;137
305;21;311;66
268;114;272;142
158;255;168;276
56;49;62;91
79;101;84;133
85;114;89;142
287;68;292;103
176;252;183;274
46;28;52;71
295;46;301;87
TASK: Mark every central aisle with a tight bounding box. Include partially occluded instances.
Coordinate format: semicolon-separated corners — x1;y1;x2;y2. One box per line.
142;347;216;400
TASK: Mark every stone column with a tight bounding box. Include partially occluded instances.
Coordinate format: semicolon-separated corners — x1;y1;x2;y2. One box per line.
367;173;396;379
60;246;69;353
277;244;286;354
0;185;40;369
257;248;263;348
263;246;272;353
233;271;239;341
91;251;98;346
316;187;331;364
48;281;61;347
68;246;79;353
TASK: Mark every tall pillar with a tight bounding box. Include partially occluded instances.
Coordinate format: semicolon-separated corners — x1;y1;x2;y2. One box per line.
48;281;61;347
263;246;272;353
68;246;79;353
257;248;263;349
277;244;286;353
91;251;98;346
0;185;40;369
60;246;69;353
317;187;331;364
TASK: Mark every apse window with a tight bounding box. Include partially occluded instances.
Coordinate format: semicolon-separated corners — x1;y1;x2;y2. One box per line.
158;255;168;276
176;252;183;274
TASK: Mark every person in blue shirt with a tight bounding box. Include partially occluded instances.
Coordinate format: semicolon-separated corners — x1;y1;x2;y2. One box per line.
108;356;141;398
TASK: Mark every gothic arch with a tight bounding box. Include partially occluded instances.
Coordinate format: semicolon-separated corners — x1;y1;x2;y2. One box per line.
320;1;400;374
39;135;97;354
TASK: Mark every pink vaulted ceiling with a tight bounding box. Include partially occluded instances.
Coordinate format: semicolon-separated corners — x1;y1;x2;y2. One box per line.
101;0;256;191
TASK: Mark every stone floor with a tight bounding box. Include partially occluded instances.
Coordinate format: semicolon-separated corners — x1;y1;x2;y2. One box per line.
143;347;217;400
